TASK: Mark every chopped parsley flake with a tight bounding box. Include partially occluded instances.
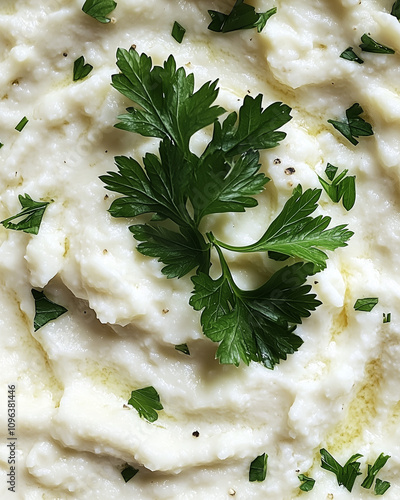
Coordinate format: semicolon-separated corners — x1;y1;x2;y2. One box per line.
391;1;400;20
1;194;49;235
359;34;395;54
210;186;353;271
121;465;138;482
318;163;356;211
32;289;68;331
15;116;28;132
328;103;373;146
175;343;190;355
171;21;185;43
354;297;379;312
249;453;268;482
361;453;390;490
340;47;364;64
298;473;315;491
208;1;276;33
73;55;93;81
320;449;362;492
128;386;163;423
375;478;391;495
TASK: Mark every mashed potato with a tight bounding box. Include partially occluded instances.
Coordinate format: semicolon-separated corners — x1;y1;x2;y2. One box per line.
1;0;400;498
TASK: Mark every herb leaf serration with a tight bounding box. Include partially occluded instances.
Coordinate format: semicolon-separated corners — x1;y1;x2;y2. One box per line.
103;49;352;368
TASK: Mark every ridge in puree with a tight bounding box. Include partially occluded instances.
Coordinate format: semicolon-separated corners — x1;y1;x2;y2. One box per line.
0;0;400;499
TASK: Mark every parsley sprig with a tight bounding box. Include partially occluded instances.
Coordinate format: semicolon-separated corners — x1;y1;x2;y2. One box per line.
103;49;352;368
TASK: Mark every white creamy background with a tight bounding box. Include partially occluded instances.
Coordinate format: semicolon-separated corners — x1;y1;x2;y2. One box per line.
1;0;400;498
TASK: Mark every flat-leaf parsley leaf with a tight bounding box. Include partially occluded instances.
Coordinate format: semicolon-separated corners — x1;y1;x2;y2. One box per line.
121;465;139;482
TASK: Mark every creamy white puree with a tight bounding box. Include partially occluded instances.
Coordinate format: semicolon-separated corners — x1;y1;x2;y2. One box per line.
1;0;400;498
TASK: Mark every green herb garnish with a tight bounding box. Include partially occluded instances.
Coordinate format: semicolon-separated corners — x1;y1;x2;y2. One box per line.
128;386;163;423
383;313;391;323
73;56;93;81
1;194;49;235
121;465;138;482
175;343;190;355
15;116;28;132
210;186;353;271
391;1;400;20
298;474;315;491
110;49;225;154
359;34;395;54
354;297;379;312
318;163;356;210
361;453;390;490
249;453;268;482
375;478;391;495
208;1;276;33
103;50;351;369
340;47;364;64
32;289;68;331
328;103;373;146
190;257;320;368
320;449;362;492
82;0;116;23
171;21;185;43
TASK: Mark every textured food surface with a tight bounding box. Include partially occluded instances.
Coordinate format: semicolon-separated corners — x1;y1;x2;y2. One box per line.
1;0;400;498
